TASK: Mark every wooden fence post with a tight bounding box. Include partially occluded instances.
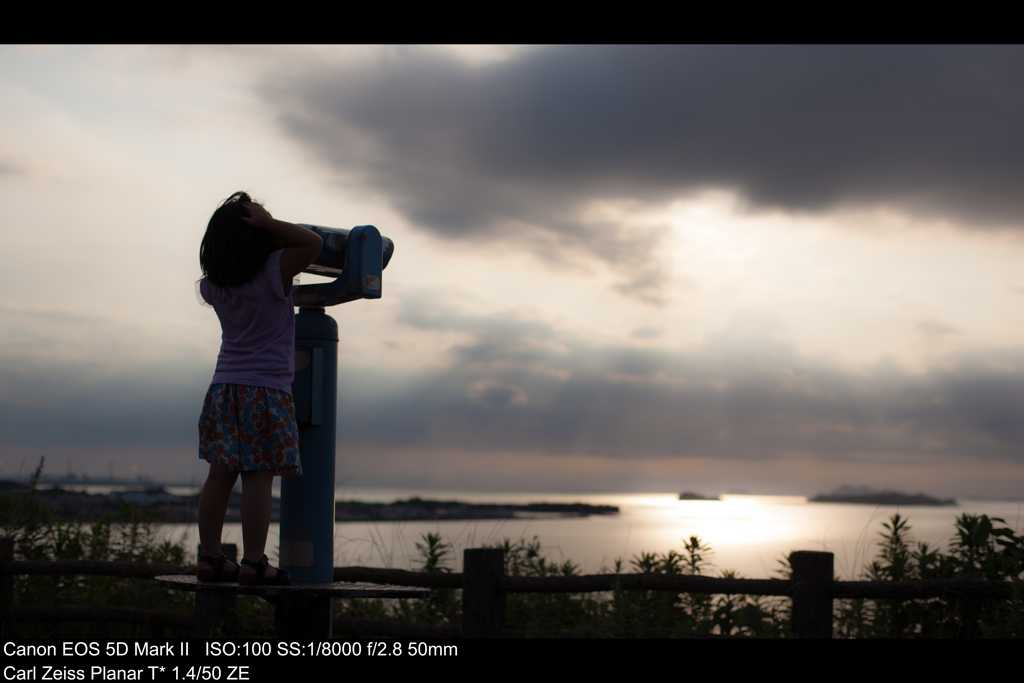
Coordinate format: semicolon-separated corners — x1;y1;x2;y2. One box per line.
195;544;237;638
1;537;12;640
463;548;504;638
790;550;833;638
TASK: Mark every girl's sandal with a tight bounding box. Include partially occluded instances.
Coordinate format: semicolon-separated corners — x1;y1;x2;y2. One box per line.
239;555;291;586
197;553;241;582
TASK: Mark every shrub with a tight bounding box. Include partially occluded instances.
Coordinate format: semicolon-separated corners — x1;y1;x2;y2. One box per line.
834;512;1024;638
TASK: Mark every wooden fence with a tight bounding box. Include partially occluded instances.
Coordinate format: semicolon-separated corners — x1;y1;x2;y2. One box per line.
1;538;1014;639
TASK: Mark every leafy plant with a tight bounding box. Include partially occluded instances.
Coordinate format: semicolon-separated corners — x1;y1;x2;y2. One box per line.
334;531;461;630
490;536;592;635
834;512;1024;638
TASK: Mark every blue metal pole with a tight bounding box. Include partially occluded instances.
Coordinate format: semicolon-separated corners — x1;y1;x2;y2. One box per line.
280;306;338;583
272;223;392;638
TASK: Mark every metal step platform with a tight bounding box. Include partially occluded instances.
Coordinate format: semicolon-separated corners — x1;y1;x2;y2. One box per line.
155;574;430;599
156;574;430;639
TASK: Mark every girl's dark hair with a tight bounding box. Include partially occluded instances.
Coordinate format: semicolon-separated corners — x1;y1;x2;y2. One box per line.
200;191;283;287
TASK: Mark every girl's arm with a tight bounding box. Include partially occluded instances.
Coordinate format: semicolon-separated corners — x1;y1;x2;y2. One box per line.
240;202;323;293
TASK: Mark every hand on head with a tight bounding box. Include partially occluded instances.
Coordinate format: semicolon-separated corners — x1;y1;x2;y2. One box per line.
239;202;273;230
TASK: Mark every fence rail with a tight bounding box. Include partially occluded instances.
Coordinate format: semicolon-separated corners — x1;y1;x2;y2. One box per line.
4;559;192;579
1;539;1015;639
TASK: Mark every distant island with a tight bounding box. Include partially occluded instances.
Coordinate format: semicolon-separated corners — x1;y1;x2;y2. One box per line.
811;485;955;506
0;481;618;523
678;491;719;501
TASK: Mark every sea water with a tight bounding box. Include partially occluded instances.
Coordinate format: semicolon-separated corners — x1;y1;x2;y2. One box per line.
154;488;1023;579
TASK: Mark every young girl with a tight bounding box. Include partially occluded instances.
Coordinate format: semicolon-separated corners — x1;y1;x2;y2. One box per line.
195;191;323;585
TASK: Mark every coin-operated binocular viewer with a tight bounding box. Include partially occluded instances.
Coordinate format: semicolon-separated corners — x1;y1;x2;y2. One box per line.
292;224;395;308
280;224;394;589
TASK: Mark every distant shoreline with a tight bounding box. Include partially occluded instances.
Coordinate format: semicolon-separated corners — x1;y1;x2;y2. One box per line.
0;481;619;523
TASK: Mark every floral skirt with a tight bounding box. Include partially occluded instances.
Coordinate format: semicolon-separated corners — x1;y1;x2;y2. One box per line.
198;384;302;475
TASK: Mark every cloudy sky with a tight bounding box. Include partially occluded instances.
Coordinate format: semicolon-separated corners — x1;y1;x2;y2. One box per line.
3;45;1024;498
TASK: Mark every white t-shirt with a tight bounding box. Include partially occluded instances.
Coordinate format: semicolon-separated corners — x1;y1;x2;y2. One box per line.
199;249;297;394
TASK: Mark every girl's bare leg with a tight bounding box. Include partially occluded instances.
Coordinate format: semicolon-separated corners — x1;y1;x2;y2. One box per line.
239;469;281;580
197;462;240;575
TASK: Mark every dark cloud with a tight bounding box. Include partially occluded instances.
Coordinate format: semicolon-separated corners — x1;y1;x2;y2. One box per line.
0;359;208;452
331;299;1024;468
262;46;1024;301
5;302;1024;489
